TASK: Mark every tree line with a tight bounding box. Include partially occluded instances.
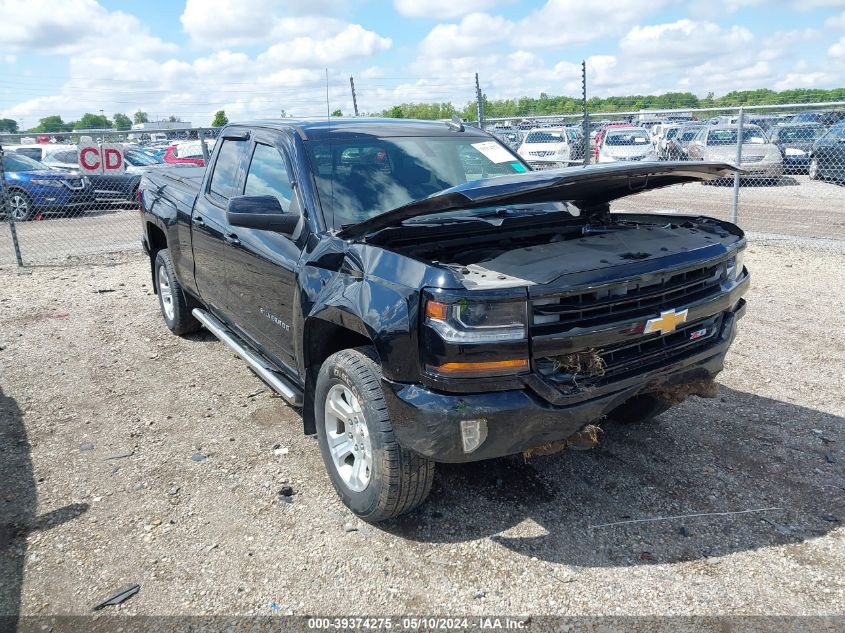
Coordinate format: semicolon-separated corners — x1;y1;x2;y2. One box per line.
378;87;845;120
4;86;841;135
0;110;189;134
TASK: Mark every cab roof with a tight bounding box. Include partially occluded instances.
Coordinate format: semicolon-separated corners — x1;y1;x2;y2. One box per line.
230;117;490;141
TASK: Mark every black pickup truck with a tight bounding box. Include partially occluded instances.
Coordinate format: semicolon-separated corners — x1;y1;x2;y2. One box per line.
139;118;748;521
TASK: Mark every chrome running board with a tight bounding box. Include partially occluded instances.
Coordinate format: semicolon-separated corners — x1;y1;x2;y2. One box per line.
192;308;303;407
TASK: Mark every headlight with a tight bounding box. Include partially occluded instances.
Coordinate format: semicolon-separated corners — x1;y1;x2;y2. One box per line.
784;148;806;157
425;299;527;343
726;249;745;281
30;179;64;188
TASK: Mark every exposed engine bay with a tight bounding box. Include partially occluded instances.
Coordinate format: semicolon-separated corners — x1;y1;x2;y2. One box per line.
393;213;743;289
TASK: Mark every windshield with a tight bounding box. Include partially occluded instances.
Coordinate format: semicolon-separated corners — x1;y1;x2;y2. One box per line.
778;126;826;142
605;130;650;146
307;136;527;228
524;131;565;144
707;127;767;145
125;149;163;166
4;153;45;172
680;128;702;141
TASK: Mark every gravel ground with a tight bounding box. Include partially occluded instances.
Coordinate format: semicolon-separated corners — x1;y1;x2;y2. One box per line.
611;174;845;240
0;243;843;619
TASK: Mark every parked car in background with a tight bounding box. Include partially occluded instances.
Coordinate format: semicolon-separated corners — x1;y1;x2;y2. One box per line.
41;145;175;203
656;125;682;159
517;128;576;168
0;152;90;221
10;143;74;163
593;122;636;160
163;140;213;166
809;121;845;181
565;126;586;162
597;128;657;163
769;123;827;173
819;110;845;127
791;111;823;124
664;125;704;160
687;125;783;180
492;129;524;150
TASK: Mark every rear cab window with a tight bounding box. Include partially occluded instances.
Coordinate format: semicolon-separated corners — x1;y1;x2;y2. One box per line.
208;139;247;203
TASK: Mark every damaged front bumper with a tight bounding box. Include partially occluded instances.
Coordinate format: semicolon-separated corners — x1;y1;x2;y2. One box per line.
383;299;746;463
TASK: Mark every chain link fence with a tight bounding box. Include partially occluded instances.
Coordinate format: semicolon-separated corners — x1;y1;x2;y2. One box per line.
0;127;217;266
481;101;845;241
1;101;844;267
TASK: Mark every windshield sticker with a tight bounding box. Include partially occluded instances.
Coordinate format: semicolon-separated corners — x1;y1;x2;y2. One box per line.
510;162;527;172
471;141;515;164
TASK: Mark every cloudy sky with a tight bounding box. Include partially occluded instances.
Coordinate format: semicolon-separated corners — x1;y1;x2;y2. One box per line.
1;0;844;126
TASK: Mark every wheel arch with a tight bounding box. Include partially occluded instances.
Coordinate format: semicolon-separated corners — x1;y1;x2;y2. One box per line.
147;221;168;292
301;313;377;435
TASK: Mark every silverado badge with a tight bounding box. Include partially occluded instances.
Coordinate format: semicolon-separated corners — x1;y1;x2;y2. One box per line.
643;308;689;335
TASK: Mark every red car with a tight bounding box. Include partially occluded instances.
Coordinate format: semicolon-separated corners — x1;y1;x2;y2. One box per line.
163;142;207;166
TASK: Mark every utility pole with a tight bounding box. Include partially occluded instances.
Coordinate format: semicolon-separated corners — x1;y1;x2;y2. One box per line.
581;60;590;167
475;73;484;129
350;76;359;117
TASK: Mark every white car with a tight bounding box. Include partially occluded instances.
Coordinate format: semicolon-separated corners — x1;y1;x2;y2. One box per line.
517;128;574;168
597;128;658;163
686;125;783;179
10;143;76;163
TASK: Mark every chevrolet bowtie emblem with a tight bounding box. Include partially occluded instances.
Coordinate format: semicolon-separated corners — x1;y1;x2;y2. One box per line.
643;308;689;335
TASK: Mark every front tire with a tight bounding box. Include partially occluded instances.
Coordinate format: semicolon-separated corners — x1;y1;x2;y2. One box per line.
808;156;821;181
8;190;34;221
315;347;434;522
154;249;200;335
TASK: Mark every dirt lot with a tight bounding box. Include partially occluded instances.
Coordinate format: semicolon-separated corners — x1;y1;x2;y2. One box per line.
1;243;844;619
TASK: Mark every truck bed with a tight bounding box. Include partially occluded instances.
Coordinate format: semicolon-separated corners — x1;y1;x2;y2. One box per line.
142;167;205;212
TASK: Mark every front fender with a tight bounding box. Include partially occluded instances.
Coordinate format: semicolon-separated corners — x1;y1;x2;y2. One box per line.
300;270;421;383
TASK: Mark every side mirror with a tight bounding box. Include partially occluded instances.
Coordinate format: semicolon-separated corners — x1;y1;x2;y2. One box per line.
226;195;300;234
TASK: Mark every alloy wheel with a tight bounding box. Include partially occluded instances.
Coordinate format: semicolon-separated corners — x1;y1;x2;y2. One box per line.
323;384;373;492
157;265;175;321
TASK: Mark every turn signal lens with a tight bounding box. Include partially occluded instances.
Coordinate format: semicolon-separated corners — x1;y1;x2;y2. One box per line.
425;300;449;321
429;358;529;377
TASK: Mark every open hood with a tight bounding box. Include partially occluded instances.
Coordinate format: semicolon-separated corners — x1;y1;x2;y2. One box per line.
337;161;737;240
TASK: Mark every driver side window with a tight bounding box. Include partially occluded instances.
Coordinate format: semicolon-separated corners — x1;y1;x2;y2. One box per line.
244;143;294;213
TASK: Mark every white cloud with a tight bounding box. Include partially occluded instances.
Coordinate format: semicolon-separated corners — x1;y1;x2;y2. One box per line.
512;0;672;49
258;24;391;68
826;10;845;28
619;20;754;70
419;13;512;58
830;36;845;58
180;0;350;48
393;0;499;19
792;0;845;9
0;0;176;58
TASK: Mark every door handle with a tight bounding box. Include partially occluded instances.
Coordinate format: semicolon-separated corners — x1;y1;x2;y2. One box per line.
192;215;205;226
224;232;240;246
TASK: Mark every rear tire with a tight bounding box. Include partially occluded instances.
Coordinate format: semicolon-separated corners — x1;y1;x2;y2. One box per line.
607;394;672;425
154;249;200;335
315;347;434;522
